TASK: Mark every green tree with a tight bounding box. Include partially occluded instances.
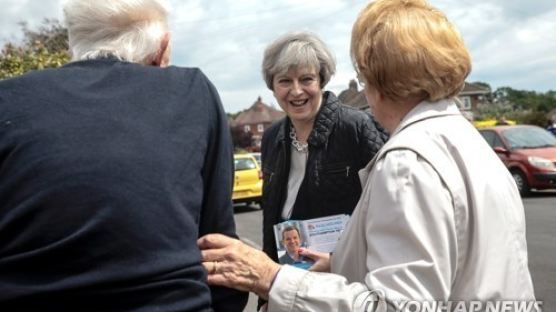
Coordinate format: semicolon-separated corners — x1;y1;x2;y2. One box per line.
1;19;69;80
475;85;556;126
489;86;556;126
496;87;556;112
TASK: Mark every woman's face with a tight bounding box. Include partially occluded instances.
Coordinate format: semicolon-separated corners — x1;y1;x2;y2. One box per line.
272;66;323;126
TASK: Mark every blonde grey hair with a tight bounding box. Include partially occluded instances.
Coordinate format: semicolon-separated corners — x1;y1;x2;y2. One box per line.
64;0;169;64
262;32;336;90
351;0;471;102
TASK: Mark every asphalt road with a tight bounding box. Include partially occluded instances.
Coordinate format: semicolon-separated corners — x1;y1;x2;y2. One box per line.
523;191;556;309
234;191;556;312
234;205;264;312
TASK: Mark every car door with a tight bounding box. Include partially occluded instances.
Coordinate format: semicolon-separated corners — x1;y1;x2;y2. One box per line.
233;156;260;194
480;129;511;165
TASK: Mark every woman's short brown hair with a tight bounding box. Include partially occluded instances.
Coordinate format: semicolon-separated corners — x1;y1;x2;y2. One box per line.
351;0;471;102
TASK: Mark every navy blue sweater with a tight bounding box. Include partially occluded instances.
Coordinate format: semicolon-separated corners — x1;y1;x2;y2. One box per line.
0;59;247;311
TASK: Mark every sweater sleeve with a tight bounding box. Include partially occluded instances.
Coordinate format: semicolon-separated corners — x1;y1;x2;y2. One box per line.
196;72;248;312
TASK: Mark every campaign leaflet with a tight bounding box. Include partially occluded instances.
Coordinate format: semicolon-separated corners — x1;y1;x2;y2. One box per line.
273;214;350;270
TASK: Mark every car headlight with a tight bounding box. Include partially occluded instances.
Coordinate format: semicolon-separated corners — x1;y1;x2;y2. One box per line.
528;156;556;169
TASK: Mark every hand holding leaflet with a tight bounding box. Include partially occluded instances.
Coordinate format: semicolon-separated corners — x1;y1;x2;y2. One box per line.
298;248;331;272
273;214;349;270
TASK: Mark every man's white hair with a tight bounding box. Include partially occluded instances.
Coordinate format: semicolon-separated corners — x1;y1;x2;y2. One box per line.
64;0;169;64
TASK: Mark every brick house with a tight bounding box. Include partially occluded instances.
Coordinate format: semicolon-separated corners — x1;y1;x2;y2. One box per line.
456;82;490;120
338;79;369;111
337;80;490;119
233;97;285;150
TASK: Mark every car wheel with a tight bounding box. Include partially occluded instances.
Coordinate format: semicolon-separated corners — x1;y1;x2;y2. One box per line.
511;169;530;197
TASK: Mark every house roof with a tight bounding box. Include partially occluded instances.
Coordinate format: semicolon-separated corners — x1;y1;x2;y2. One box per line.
459;82;490;95
336;80;490;112
234;96;285;125
338;80;359;103
344;92;368;110
337;80;369;110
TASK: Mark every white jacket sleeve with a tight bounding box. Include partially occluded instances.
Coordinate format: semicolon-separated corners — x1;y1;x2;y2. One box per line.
268;150;457;311
269;265;386;312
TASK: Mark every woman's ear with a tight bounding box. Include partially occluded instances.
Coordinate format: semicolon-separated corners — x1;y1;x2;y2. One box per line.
152;32;171;67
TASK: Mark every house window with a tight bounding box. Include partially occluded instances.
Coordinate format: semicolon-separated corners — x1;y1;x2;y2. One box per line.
244;125;251;132
460;96;472;110
257;124;264;132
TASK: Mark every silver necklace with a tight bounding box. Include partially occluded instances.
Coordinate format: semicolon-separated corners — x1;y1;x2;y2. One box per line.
290;125;308;153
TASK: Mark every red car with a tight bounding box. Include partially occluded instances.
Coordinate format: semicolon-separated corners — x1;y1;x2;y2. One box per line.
479;125;556;196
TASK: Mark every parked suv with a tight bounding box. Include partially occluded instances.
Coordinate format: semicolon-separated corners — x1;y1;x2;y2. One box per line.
232;153;262;204
479;125;556;196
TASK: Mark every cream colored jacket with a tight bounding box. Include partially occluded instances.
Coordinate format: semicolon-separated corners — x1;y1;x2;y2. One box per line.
268;100;535;312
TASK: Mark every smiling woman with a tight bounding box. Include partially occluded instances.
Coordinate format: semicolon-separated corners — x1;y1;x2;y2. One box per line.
256;31;388;308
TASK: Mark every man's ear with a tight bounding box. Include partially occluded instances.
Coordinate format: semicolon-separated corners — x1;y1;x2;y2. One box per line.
151;32;171;67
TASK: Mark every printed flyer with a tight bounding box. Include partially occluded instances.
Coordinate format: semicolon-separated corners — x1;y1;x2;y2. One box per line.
273;214;350;269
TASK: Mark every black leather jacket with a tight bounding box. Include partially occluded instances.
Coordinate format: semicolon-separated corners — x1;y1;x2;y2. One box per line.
260;91;388;262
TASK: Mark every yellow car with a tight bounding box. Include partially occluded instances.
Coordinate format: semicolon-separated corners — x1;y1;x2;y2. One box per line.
233;154;262;204
473;118;516;129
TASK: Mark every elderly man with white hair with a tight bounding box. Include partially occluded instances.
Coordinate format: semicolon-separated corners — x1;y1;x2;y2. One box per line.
0;1;247;311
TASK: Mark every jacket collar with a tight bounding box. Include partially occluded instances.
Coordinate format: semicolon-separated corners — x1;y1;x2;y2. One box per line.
358;98;462;185
309;91;340;147
276;91;340;147
391;98;461;136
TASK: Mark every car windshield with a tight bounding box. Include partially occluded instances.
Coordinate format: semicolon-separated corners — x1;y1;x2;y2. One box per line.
502;127;556;149
234;158;257;171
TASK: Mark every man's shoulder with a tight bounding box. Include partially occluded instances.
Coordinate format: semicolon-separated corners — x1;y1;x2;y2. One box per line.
0;67;55;86
137;65;207;85
163;65;204;78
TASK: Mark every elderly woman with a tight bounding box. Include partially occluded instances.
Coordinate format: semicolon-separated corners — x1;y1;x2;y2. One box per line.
199;0;536;310
259;32;387;268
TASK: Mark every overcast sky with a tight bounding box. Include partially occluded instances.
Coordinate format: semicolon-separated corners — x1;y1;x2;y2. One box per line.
1;0;555;113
